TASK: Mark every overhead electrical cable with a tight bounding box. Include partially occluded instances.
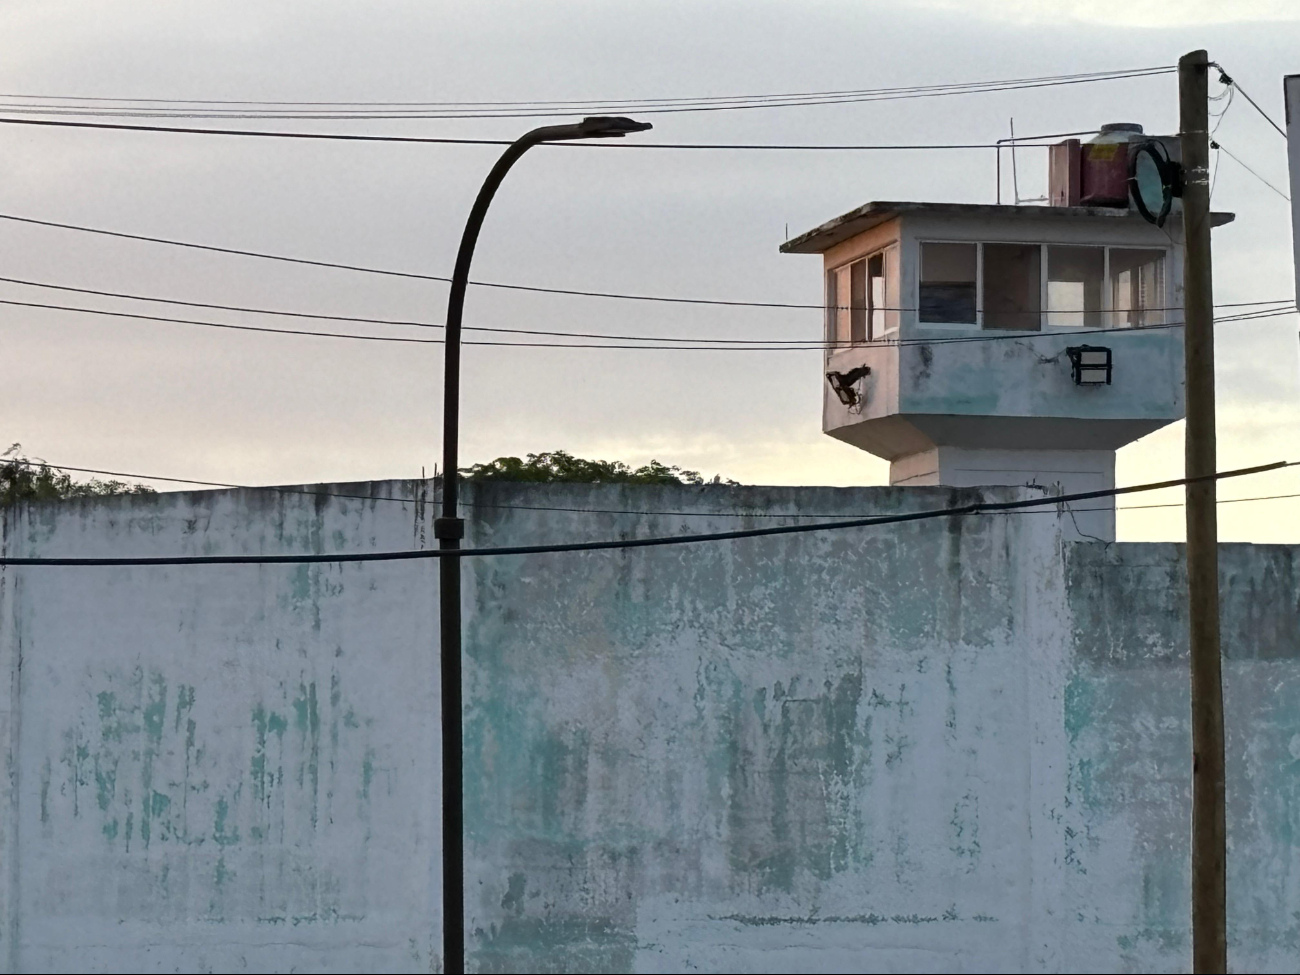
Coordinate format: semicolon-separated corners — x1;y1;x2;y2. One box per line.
0;461;1290;567
2;296;1292;351
1;211;1293;318
1211;139;1291;202
0;115;1074;150
1213;66;1288;139
0;66;1175;111
0;271;1290;346
0;66;1174;121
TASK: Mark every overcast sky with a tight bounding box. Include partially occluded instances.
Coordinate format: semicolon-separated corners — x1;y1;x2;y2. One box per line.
1;0;1297;542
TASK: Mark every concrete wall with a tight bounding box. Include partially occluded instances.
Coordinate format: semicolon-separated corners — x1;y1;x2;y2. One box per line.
0;485;443;973
2;482;1298;973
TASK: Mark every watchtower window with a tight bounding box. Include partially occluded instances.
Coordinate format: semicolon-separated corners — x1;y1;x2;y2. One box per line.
983;243;1042;331
1110;248;1165;326
827;247;896;345
1047;246;1105;328
919;242;977;324
827;261;865;346
867;253;886;340
917;240;1167;331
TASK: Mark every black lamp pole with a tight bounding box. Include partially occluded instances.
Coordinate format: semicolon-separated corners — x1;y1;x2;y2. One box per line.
436;115;650;974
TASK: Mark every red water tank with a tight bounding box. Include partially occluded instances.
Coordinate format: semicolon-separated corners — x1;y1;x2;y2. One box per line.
1080;123;1144;207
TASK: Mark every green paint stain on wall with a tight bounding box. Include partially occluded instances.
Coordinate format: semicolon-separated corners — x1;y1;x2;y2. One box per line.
175;684;195;732
151;791;170;818
213;797;240;846
251;704;288;806
102;819;119;841
94;761;116;812
95;686;141;741
293;682;321;829
1072;757;1098;809
824;671;865;782
361;748;376;800
1064;674;1095;743
534;725;590;836
290;564;312;605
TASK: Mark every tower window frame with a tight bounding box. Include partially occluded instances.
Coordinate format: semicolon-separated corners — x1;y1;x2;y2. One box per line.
826;244;899;346
916;239;1169;331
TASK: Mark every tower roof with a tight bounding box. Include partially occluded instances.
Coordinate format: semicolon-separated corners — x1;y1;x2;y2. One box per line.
779;201;1236;255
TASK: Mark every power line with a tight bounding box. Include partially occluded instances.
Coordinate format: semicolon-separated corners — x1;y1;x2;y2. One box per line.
5;457;1298;522
2;210;1295;319
0;462;1289;567
0;66;1175;111
0;116;1071;151
3;294;1292;352
1211;139;1291;202
1213;66;1287;139
1;271;1290;346
0;296;831;349
0;67;1175;121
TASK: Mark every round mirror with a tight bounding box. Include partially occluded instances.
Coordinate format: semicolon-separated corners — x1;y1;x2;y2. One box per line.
1129;143;1174;226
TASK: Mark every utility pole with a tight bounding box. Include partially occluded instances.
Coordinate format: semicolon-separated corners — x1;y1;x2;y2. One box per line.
1179;48;1226;975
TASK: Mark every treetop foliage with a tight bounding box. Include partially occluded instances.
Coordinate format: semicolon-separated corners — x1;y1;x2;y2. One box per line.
460;450;736;486
2;445;156;507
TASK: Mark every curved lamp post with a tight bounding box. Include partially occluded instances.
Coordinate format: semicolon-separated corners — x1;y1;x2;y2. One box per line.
436;115;651;973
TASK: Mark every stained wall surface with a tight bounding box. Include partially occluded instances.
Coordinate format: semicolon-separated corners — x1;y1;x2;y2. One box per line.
1;482;1296;973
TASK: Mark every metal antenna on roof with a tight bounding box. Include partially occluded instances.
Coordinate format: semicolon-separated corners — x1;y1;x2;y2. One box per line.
1010;118;1020;204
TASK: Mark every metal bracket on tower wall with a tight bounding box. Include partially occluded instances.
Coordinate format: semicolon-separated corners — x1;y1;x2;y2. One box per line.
434;517;465;540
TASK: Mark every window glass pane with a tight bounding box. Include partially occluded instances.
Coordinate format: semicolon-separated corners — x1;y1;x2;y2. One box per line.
850;260;867;344
1109;248;1165;326
983;243;1042;330
834;264;853;345
883;246;901;332
1046;246;1104;328
867;253;885;341
825;270;837;344
920;242;977;324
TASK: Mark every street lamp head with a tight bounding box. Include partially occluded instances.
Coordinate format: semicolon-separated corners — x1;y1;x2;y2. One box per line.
577;116;654;138
529;116;653;144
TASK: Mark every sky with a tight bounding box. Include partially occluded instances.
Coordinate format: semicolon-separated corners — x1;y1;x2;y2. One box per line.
1;0;1297;543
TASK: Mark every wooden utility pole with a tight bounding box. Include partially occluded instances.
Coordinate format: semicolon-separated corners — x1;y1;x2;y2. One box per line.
1179;48;1227;974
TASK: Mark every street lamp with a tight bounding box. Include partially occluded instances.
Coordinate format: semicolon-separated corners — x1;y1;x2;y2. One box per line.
435;115;652;974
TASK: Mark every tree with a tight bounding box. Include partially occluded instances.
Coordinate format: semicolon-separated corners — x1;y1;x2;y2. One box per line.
2;445;156;507
460;450;735;486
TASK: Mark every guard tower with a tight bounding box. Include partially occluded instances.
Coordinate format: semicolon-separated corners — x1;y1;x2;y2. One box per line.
780;123;1234;540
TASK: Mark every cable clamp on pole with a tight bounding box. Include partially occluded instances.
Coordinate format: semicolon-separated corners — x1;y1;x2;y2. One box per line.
434;517;465;540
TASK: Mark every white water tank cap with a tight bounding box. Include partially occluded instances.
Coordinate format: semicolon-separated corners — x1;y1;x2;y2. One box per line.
1095;122;1144;138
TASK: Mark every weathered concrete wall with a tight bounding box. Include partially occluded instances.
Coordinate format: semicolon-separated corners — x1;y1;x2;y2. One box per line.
1058;543;1300;972
1;482;1297;973
0;485;443;973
